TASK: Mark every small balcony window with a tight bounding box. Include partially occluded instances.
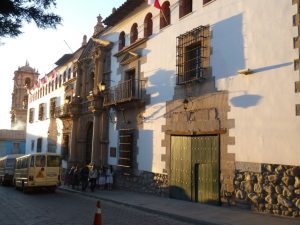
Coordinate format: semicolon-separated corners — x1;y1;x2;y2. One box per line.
203;0;213;5
50;97;56;119
119;31;125;51
160;1;171;29
29;108;34;123
144;13;153;38
179;0;192;18
38;103;46;121
130;23;138;44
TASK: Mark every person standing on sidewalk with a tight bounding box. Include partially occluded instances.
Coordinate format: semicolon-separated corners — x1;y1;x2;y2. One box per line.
98;166;106;190
89;164;98;192
106;165;114;191
80;164;89;191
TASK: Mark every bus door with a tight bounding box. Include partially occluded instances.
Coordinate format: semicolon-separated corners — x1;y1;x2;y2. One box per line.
46;155;60;186
34;155;46;185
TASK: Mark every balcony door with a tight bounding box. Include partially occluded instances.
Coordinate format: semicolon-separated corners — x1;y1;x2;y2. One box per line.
125;69;136;98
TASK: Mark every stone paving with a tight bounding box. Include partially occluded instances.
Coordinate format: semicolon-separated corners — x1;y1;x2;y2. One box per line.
59;184;300;225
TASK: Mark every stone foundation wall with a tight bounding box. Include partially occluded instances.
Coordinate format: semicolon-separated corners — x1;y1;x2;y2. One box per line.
233;163;300;217
114;171;169;197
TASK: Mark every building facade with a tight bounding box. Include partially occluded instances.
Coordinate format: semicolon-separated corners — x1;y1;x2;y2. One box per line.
77;0;299;217
0;130;25;157
23;0;300;217
25;43;84;171
11;61;39;130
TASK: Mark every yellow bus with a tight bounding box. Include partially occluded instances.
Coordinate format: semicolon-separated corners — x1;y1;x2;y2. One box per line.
14;153;61;192
0;154;23;185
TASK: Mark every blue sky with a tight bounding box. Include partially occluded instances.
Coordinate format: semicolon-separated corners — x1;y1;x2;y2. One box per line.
0;0;126;129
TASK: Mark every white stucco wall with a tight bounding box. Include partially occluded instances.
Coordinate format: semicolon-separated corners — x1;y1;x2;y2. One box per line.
105;0;300;173
25;63;75;155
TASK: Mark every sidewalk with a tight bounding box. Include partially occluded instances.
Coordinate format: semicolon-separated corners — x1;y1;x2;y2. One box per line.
59;185;300;225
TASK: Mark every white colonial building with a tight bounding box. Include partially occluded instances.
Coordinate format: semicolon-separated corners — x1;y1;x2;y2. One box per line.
25;43;84;170
88;0;299;216
24;0;300;217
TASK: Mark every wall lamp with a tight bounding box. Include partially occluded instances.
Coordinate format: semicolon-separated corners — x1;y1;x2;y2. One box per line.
98;81;106;92
238;68;252;75
183;98;189;111
182;98;193;121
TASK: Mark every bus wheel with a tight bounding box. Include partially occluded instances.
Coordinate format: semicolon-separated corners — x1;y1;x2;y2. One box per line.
49;187;56;193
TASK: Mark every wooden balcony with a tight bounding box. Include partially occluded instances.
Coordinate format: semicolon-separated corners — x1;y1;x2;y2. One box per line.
103;79;145;106
55;104;70;118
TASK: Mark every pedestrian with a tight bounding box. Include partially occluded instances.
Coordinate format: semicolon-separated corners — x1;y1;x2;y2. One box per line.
80;164;89;191
68;165;75;187
105;165;114;191
89;164;98;192
98;166;106;190
72;165;80;190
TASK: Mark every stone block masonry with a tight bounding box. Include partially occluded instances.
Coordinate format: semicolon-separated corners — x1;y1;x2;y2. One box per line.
232;163;300;217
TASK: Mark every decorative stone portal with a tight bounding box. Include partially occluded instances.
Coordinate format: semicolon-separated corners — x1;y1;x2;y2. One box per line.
163;91;235;205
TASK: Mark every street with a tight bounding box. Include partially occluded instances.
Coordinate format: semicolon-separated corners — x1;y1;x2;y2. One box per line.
0;185;196;225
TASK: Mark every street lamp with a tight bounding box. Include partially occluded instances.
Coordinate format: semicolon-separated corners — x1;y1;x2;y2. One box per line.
98;81;106;92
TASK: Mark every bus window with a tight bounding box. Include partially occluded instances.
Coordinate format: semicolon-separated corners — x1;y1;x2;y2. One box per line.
36;155;46;167
21;158;28;168
47;156;60;167
30;156;35;167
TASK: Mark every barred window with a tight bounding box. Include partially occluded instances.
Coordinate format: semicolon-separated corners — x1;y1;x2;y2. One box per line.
176;25;210;85
50;97;56;119
29;108;35;123
38;103;46;121
118;130;133;168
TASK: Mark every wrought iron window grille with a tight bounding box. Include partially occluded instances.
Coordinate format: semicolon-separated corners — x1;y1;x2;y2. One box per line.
176;25;210;85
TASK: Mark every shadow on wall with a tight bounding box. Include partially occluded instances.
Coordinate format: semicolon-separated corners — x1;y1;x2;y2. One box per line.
251;62;293;74
145;69;175;121
26;127;62;154
136;129;153;171
211;13;245;79
230;94;262;108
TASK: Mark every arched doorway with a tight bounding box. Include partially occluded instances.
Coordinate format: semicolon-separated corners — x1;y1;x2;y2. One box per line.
86;122;93;165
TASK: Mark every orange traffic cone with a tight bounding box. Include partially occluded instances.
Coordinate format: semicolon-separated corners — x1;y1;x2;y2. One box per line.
93;201;102;225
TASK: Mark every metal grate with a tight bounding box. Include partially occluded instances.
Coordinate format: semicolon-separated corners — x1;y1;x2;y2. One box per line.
176;25;210;85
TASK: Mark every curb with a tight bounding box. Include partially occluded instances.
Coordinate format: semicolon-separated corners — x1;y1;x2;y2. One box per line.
58;187;219;225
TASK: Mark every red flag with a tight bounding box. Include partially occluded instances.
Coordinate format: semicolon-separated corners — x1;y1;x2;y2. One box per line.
148;0;161;9
52;69;57;80
41;75;48;84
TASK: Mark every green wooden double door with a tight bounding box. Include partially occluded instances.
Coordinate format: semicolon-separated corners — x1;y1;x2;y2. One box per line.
170;135;220;204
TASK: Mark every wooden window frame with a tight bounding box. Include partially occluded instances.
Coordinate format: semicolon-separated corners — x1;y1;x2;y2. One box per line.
179;0;193;18
130;23;138;44
144;13;153;38
119;31;125;51
176;25;210;85
160;1;171;29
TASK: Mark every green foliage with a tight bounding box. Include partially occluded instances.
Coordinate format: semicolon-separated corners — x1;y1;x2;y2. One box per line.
0;0;62;38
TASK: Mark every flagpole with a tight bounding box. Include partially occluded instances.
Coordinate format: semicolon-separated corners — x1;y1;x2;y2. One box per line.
160;9;168;25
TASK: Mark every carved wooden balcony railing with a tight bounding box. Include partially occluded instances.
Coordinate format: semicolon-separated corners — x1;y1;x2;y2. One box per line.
103;79;145;106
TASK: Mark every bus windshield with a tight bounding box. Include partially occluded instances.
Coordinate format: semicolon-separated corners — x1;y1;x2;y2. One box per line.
47;156;60;167
35;155;46;167
6;159;15;168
